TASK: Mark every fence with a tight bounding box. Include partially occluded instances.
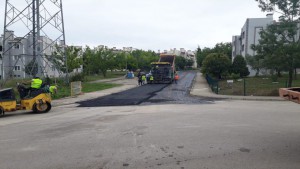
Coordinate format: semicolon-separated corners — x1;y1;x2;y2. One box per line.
204;74;300;96
205;74;219;94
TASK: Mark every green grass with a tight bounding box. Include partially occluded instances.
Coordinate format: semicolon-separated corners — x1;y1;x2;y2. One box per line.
51;82;121;100
217;75;300;96
1;71;126;100
85;71;126;82
81;83;121;93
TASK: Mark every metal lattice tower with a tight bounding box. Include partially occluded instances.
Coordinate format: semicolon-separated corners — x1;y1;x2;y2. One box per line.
1;0;67;84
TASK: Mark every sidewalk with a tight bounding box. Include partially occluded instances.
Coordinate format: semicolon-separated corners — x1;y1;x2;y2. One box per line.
52;73;285;107
190;73;285;101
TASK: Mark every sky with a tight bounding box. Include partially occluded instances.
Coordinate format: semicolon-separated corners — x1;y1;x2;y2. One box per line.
0;0;279;52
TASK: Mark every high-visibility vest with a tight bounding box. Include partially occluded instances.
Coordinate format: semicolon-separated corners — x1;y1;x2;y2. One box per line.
31;78;43;89
49;86;57;94
150;76;154;81
142;75;146;81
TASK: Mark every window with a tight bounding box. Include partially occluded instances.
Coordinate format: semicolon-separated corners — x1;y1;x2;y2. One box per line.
14;65;21;71
242;32;245;39
14;43;20;49
242;44;245;51
0;45;2;51
13;55;21;60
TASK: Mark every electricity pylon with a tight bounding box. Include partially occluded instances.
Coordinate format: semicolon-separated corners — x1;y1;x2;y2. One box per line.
1;0;67;85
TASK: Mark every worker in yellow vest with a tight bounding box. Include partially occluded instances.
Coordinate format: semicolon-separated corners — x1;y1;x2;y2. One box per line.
49;85;57;95
20;76;43;97
149;75;154;84
31;76;43;90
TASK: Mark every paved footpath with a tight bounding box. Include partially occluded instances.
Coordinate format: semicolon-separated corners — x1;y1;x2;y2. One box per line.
52;73;286;107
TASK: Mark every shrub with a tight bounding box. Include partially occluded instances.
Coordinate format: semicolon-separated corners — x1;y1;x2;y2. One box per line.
70;73;85;82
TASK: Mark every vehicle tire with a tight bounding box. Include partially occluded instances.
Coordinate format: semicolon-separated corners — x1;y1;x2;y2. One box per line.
33;102;51;113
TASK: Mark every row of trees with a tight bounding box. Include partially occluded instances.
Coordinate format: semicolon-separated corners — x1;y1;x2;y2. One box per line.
196;42;250;79
51;46;195;78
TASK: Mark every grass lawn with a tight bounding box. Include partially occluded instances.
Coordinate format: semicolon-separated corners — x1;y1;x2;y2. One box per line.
217;75;300;96
84;71;126;82
1;71;126;100
52;82;121;100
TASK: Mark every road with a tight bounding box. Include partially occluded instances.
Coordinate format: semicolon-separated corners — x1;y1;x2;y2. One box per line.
1;72;300;169
77;71;213;107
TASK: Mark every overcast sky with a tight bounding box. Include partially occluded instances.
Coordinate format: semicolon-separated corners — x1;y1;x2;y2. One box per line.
0;0;278;51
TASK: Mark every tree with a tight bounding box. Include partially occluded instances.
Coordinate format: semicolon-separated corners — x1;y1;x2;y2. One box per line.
82;46;93;75
201;53;231;79
196;43;232;67
176;56;187;70
90;48;115;77
231;55;250;77
213;42;233;61
52;45;82;74
245;54;263;76
254;0;300;87
196;46;204;67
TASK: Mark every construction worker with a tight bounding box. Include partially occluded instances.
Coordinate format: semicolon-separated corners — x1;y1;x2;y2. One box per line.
149;75;154;84
174;74;179;84
141;74;146;85
30;76;43;90
20;76;43;97
49;85;57;95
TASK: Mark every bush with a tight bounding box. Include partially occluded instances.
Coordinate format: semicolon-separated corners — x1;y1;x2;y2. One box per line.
201;53;231;79
70;73;85;82
228;73;240;80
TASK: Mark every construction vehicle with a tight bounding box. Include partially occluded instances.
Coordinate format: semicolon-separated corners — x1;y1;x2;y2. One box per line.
0;83;52;116
150;54;176;84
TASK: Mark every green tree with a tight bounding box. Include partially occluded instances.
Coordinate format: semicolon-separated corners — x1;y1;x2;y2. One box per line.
245;54;263;76
201;53;231;79
254;0;300;87
175;56;187;70
231;55;250;77
213;42;233;60
52;45;82;73
82;46;93;75
90;48;115;77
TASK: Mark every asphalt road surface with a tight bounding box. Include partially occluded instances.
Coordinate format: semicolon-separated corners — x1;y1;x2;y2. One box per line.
1;101;300;169
1;71;300;169
77;71;213;107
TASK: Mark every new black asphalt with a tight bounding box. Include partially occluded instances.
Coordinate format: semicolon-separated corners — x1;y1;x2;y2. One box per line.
76;71;215;107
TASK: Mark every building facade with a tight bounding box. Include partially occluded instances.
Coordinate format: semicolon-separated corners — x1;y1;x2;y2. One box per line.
232;14;274;76
162;48;197;68
1;31;61;79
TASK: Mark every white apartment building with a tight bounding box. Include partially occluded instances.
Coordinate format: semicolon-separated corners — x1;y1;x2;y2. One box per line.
232;14;274;76
162;48;197;68
1;31;60;79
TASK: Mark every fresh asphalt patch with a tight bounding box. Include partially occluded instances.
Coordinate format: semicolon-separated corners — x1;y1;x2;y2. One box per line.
76;71;216;107
76;84;169;107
